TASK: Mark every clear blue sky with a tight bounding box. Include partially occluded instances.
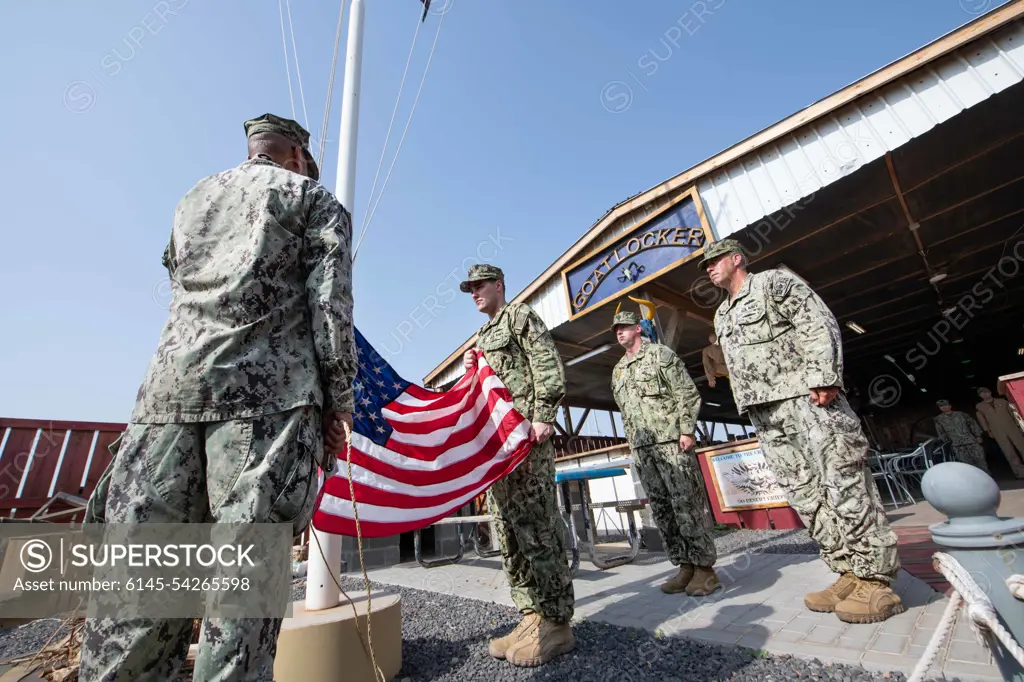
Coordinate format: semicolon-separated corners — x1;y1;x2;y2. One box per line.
0;0;1005;425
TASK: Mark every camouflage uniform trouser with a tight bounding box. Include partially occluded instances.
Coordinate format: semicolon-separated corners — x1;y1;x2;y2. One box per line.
951;441;989;473
746;393;900;584
487;438;575;623
633;442;717;568
78;405;322;682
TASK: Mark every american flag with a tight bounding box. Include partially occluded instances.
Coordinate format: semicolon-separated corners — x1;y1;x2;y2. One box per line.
311;327;535;538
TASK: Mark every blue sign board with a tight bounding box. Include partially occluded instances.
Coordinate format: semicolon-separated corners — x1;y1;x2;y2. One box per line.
561;193;708;318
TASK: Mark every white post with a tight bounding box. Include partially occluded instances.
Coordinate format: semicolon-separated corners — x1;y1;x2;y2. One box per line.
305;0;365;613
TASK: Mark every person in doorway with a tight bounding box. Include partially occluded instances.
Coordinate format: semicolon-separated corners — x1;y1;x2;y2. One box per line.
610;311;720;596
934;399;988;473
460;264;576;668
702;238;903;624
78;114;357;680
976;387;1024;478
702;332;729;388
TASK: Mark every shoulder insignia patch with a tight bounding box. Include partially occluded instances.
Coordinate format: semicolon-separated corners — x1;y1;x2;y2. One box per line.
770;272;793;300
512;304;531;335
657;344;676;364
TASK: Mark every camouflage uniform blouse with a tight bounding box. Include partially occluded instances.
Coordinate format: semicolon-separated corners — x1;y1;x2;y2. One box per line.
476;302;565;423
611;342;701;448
130;158;357;423
714;269;843;413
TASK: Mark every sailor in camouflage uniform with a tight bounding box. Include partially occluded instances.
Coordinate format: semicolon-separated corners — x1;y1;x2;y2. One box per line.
79;114;357;681
610;310;719;596
934;399;989;473
702;239;903;624
460;264;576;668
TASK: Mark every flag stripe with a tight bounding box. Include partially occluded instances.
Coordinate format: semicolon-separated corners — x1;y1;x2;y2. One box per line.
336;408;528;482
311;336;535;539
384;371;513;437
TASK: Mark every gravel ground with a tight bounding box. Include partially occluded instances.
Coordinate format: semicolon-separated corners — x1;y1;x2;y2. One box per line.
291;575;950;682
0;531;932;681
711;527;819;557
0;617;66;663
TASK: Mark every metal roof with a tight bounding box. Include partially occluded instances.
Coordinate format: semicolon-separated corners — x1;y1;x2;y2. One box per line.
699;18;1024;242
425;2;1024;387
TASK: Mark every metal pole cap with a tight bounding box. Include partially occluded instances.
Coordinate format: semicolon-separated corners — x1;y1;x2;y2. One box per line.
923;462;1024;549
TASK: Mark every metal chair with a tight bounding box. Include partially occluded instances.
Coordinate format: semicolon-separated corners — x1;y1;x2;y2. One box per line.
868;449;914;508
886;439;940;503
924;439;956;467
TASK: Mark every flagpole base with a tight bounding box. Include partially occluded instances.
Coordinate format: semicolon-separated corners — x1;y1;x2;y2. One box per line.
274;591;402;681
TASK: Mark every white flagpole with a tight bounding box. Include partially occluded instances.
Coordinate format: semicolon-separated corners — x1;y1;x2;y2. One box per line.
306;0;365;613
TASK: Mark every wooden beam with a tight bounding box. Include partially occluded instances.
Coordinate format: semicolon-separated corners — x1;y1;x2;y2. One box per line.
660;308;684;350
555;339;594;352
917;172;1024;224
573;408;591;437
902;130;1024;195
745;192;900;271
836;256;1024;320
648;283;715;324
820;206;1024;297
846;300;1024;355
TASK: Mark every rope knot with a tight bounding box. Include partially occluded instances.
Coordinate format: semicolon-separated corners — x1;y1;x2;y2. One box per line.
1006;574;1024;601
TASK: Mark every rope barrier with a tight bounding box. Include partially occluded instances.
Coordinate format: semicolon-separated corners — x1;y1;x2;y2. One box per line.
909;552;1024;682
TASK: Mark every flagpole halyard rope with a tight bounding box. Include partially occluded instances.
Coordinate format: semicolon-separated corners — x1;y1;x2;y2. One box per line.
353;5;447;261
277;0;297;121
354;11;422;259
316;0;348;173
283;0;315;157
308;421;384;682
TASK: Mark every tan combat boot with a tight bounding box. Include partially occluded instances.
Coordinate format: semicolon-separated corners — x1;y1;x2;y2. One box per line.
684;566;721;596
804;572;859;613
834;578;906;624
505;618;576;668
661;563;695;594
488;613;539;659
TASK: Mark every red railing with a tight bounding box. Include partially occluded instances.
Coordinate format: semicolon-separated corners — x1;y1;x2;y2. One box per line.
0;418;126;521
552;434;627;459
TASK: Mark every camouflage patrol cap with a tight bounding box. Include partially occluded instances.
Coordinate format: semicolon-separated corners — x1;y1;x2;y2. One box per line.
459;264;505;293
244;113;320;182
698;238;744;270
611;311;641;328
936;399;951;407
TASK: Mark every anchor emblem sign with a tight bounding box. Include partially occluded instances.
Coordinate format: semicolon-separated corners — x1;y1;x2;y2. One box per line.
560;191;708;318
617;262;645;284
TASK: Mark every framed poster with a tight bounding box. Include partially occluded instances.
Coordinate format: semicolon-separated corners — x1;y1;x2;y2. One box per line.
705;442;790;513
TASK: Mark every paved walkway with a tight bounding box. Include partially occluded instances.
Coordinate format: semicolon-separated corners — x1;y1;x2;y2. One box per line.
364;547;1003;681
